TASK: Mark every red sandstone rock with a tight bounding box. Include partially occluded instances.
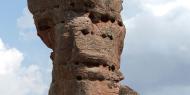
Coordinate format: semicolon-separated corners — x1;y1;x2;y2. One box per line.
28;0;138;95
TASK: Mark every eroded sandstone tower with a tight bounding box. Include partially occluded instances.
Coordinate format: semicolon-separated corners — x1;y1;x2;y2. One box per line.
28;0;138;95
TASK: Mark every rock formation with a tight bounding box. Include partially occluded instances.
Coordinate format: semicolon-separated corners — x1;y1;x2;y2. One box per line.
28;0;138;95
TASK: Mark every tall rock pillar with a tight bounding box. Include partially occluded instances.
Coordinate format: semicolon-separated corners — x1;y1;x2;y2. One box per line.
28;0;138;95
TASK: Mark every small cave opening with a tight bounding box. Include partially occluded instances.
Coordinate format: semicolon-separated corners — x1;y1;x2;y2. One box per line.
103;64;107;67
61;20;65;24
91;31;94;35
109;65;115;72
76;76;82;81
108;35;113;40
81;29;89;35
118;21;123;27
101;34;107;38
89;12;94;20
110;17;116;23
101;14;109;22
70;2;75;7
75;62;79;65
101;33;113;40
50;52;54;60
88;12;99;23
83;62;100;68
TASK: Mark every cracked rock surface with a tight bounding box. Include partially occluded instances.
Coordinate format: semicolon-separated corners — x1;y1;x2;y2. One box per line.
28;0;138;95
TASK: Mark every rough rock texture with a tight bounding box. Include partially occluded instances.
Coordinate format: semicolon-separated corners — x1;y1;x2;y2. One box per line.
119;86;138;95
28;0;138;95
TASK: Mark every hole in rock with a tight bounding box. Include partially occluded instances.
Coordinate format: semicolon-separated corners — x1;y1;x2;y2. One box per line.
89;12;95;20
81;29;89;35
91;31;94;35
103;64;107;67
108;35;113;40
101;34;107;38
110;17;116;23
76;76;82;80
88;12;99;23
70;2;75;7
101;14;109;22
61;20;65;23
83;62;100;68
109;65;115;71
50;52;54;60
118;21;123;26
75;62;79;65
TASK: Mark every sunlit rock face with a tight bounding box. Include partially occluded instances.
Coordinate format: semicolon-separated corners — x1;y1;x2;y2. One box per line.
28;0;138;95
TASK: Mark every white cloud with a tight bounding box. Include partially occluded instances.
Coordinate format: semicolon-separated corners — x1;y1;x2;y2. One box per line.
145;2;178;16
121;0;190;94
17;7;37;40
17;8;35;30
128;0;190;17
0;38;48;95
0;39;23;75
178;0;190;10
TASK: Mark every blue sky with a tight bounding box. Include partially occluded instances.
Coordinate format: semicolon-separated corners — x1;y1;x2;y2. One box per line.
0;0;190;95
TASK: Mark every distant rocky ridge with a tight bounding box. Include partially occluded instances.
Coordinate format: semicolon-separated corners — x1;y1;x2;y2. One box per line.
28;0;138;95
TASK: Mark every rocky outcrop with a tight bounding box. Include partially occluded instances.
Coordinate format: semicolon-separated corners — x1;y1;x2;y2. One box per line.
28;0;138;95
119;86;138;95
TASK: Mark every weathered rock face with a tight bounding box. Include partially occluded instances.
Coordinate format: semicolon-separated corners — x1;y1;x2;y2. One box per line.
28;0;138;95
119;86;138;95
